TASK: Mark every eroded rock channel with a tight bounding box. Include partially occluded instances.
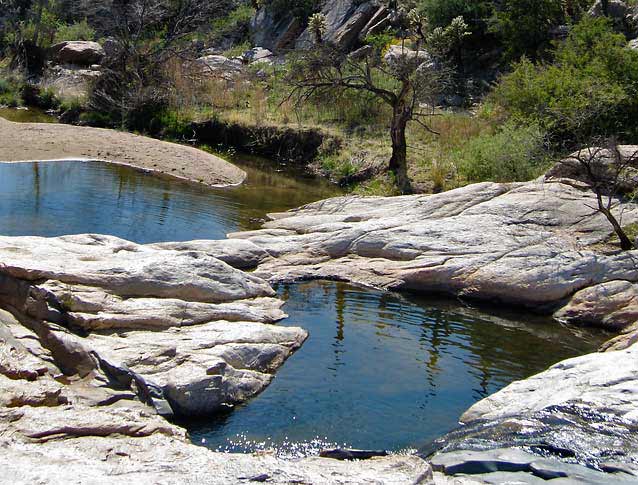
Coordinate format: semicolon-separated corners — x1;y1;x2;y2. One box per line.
1;152;637;483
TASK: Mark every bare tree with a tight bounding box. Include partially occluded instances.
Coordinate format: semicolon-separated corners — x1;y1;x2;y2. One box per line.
559;139;638;250
89;0;221;128
285;10;453;194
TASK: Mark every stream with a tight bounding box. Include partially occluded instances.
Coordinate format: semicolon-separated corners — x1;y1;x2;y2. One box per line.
0;110;607;457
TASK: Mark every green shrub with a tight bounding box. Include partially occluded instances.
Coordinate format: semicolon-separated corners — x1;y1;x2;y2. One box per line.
19;84;60;109
210;5;255;45
493;17;638;141
491;0;589;60
419;0;492;32
79;110;114;127
453;121;550;183
53;20;95;43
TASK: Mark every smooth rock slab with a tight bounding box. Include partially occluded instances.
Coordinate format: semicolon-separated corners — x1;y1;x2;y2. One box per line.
460;344;638;424
0;234;274;302
230;178;638;322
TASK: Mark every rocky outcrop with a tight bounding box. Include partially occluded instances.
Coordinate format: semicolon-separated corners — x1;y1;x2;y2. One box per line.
251;0;381;52
0;233;306;416
49;41;105;66
424;344;638;483
228;175;638;330
250;8;303;51
195;54;244;79
296;0;379;50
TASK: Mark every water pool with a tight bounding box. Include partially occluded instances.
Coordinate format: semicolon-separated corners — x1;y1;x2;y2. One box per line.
0;159;606;455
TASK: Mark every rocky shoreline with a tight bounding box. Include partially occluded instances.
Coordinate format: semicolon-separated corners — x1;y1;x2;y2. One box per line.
1;153;638;483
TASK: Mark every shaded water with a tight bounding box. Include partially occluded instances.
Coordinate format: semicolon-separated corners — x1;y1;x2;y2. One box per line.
0;149;607;457
187;281;605;456
0;159;341;242
0;107;58;123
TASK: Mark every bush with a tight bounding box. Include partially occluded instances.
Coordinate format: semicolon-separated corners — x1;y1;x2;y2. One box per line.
53;20;96;43
419;0;492;33
492;17;638;142
491;0;589;60
210;5;255;46
19;83;60;109
453;121;550;183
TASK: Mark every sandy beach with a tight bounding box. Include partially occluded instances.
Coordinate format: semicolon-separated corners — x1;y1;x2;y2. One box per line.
0;116;246;186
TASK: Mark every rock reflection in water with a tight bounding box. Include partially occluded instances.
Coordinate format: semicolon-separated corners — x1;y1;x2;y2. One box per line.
187;281;606;455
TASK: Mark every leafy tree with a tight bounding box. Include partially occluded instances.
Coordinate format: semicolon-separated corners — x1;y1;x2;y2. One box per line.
419;0;492;35
287;8;450;193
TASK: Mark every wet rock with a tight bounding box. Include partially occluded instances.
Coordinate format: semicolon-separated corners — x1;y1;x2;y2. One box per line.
430;448;535;475
460;344;638;424
319;448;389;460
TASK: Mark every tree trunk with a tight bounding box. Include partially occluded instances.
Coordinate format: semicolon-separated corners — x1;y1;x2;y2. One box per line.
601;206;633;250
389;103;411;194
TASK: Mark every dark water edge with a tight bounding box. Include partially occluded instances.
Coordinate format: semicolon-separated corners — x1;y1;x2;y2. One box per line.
184;281;606;457
0;106;58;123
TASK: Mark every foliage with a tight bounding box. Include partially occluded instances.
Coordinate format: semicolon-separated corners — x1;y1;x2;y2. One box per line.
490;0;589;61
209;4;254;45
493;18;638;142
419;0;492;33
266;0;319;22
308;12;327;44
53;19;95;43
453;121;550;183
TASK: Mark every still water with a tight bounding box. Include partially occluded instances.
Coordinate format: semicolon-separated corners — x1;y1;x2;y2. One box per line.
0;159;606;456
0;159;341;242
188;281;605;456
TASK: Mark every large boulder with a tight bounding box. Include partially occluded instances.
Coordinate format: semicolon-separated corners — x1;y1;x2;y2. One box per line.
545;145;638;194
228;166;638;328
424;343;638;483
240;46;274;65
195;55;244;77
383;44;433;71
250;8;303;51
50;41;105;66
0;307;430;484
295;0;379;50
588;0;629;19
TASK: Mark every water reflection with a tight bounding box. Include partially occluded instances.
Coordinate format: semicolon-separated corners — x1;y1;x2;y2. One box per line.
0;107;58;123
0;159;341;242
187;281;607;456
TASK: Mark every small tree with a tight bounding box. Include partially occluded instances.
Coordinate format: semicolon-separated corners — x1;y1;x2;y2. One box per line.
287;9;451;193
557;139;638;250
